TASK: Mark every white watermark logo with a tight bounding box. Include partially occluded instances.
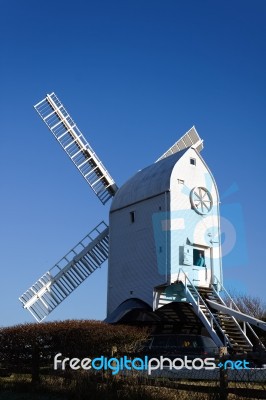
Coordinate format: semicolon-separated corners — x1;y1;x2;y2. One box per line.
54;354;249;375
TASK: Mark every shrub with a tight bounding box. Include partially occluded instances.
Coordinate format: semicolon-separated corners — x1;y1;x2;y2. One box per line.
0;320;149;382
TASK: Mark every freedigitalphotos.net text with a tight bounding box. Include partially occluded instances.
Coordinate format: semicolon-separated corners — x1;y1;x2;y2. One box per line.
54;353;250;375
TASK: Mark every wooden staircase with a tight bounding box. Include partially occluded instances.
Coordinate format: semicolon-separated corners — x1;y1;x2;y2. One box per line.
196;286;253;353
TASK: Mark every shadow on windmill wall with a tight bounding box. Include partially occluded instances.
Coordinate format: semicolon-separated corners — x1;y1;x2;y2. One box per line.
152;198;248;276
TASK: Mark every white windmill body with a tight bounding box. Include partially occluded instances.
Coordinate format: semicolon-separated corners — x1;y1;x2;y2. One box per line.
19;93;266;353
107;146;222;317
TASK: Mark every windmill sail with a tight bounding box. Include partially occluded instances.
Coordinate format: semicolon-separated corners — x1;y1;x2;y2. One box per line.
34;93;118;205
156;126;203;162
19;222;109;322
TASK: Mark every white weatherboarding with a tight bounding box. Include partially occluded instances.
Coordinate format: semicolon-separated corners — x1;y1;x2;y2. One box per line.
20;93;265;354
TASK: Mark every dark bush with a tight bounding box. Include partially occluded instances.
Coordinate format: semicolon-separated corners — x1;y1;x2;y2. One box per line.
0;320;149;382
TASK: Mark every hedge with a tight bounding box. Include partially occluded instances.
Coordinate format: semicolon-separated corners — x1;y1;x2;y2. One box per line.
0;320;149;381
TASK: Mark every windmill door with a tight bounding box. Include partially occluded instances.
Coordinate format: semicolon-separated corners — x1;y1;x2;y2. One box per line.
193;247;211;287
183;245;211;288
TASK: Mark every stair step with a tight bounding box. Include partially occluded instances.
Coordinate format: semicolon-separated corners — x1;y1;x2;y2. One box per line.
185;283;258;352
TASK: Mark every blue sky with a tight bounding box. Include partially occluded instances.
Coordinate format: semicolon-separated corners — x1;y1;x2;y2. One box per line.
1;0;265;327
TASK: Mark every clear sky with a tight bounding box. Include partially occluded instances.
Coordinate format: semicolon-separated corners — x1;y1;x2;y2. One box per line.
1;0;265;327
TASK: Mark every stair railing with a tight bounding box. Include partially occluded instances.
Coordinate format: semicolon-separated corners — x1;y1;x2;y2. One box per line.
179;268;230;347
213;276;265;350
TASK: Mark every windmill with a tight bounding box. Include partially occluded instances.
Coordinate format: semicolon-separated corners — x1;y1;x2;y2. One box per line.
20;93;266;353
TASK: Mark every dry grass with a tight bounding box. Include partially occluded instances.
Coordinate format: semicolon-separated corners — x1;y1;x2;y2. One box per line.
0;373;264;400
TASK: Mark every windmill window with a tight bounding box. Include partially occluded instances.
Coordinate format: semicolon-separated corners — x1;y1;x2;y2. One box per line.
190;158;196;166
130;211;135;223
178;179;184;184
193;249;205;267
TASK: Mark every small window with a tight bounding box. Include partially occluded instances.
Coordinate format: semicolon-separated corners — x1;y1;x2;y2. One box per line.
193;249;205;267
130;211;135;223
178;179;184;184
190;158;196;166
